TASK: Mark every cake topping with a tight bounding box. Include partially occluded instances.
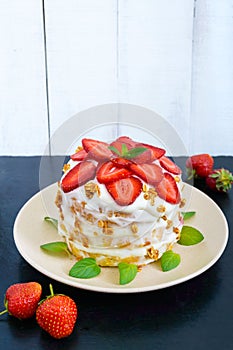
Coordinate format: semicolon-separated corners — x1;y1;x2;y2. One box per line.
61;161;96;193
155;172;180;204
105;177;143;206
159;156;182;175
96;161;132;184
82;138;112;161
129;163;163;185
61;136;183;206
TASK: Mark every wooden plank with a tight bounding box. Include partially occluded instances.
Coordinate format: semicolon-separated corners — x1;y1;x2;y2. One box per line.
190;0;233;155
117;0;194;154
0;0;48;155
44;0;118;150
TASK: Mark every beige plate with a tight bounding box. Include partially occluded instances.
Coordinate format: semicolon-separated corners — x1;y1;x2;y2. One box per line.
13;183;229;293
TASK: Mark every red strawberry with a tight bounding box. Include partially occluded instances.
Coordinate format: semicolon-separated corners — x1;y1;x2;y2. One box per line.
97;161;132;184
106;177;142;206
129;163;164;185
61;161;96;192
155;172;180;204
0;282;42;319
36;284;77;339
110;157;134;168
206;168;233;192
141;143;166;161
159;156;182;175
70;149;88;161
82;138;112;161
186;154;214;178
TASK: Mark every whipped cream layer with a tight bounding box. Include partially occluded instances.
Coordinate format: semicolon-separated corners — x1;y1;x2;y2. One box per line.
56;159;184;266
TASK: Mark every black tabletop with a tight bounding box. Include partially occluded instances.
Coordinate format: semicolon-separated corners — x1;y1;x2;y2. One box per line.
0;156;232;350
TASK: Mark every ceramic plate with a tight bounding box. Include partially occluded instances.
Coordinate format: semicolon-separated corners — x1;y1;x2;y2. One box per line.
13;183;229;293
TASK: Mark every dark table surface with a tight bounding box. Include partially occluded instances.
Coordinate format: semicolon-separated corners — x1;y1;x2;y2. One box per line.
0;156;232;350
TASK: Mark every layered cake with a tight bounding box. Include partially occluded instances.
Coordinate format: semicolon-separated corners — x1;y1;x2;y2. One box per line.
55;136;185;266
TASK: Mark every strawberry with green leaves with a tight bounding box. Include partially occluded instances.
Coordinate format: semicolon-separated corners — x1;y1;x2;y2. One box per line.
0;282;42;319
186;153;214;179
36;284;77;339
206;168;233;192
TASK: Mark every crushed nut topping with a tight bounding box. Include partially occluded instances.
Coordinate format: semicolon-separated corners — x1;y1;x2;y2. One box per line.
75;145;83;153
157;205;166;213
161;215;167;221
166;220;173;229
179;198;186;208
147;247;159;260
131;223;138;234
84;182;100;199
62;163;71;173
174;176;180;182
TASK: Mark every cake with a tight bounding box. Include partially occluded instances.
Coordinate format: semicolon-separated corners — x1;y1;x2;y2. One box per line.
55;136;185;266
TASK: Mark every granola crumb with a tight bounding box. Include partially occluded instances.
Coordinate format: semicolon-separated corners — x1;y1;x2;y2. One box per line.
179;198;186;208
62;163;71;173
147;247;159;260
84;182;100;199
131;223;138;234
157;205;166;213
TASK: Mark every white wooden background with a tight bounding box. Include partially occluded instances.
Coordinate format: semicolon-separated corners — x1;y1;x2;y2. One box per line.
0;0;233;156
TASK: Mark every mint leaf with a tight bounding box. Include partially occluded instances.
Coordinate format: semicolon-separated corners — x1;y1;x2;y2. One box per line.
160;250;181;272
108;146;121;156
121;143;128;156
182;211;196;221
178;225;204;246
40;241;69;254
69;258;101;279
118;262;138;285
44;216;58;229
124;147;147;159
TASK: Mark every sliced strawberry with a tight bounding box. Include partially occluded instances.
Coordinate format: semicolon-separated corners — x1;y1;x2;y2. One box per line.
61;161;96;193
109;136;136;155
82;138;112;161
159;156;182;175
106;177;142;206
130;163;163;185
141;143;165;161
155;172;180;204
70;149;88;161
96;161;132;184
111;157;134;168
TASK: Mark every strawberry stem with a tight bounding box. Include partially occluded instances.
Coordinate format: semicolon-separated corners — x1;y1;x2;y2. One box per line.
49;284;54;297
0;309;8;316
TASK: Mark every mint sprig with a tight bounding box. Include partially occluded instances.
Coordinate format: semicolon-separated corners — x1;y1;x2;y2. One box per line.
44;216;58;229
108;144;147;159
178;225;204;246
118;262;138;285
160;250;181;272
182;211;196;221
69;258;101;279
40;241;70;255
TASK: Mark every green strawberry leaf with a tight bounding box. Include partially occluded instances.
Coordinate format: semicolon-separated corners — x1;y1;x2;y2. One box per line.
69;258;101;279
124;147;147;159
118;262;138;285
121;143;129;156
108;146;121;156
108;144;147;159
44;216;58;229
182;211;196;221
40;241;70;255
160;250;181;272
178;225;204;246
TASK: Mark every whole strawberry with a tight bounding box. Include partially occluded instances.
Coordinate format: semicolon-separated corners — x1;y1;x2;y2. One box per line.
206;168;233;192
0;282;42;319
36;284;77;339
186;153;214;179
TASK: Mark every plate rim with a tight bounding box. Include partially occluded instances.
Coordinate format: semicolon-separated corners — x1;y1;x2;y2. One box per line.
13;183;229;293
